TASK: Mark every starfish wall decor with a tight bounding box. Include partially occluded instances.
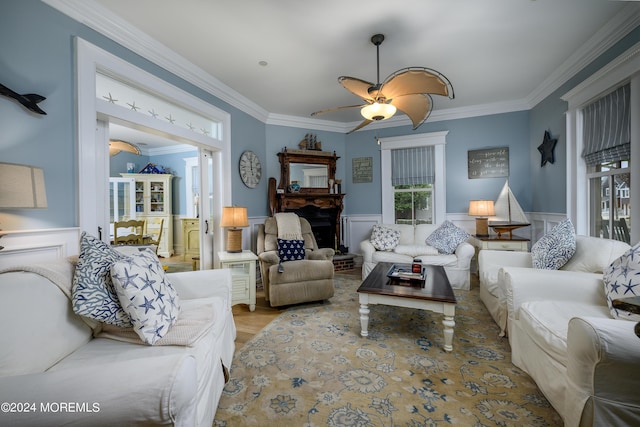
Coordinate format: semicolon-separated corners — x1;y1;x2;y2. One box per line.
537;130;558;167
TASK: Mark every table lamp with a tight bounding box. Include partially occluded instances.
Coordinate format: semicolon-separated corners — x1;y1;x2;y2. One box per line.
468;200;495;237
220;206;248;253
0;162;48;250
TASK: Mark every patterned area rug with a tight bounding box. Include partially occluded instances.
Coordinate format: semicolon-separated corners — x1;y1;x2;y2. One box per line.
214;274;562;426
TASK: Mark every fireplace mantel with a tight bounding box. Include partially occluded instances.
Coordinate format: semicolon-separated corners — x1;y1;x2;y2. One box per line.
268;149;346;250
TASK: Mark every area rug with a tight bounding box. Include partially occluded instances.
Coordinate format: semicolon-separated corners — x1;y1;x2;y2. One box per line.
214;274;562;426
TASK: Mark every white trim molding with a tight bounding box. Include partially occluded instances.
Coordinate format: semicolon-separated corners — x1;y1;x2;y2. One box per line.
43;0;640;133
562;41;640;242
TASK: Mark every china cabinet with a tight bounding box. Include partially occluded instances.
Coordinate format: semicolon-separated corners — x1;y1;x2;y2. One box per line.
121;173;173;257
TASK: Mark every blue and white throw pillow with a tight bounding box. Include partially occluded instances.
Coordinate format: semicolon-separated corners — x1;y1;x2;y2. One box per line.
111;248;181;345
603;242;640;322
425;221;470;255
277;238;305;262
531;218;576;270
370;224;401;251
72;232;132;327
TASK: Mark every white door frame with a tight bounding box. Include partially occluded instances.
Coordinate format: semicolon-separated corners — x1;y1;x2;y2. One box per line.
76;37;232;259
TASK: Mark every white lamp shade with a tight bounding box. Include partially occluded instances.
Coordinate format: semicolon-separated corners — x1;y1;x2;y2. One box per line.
220;206;248;228
361;102;397;121
0;162;48;209
468;200;495;217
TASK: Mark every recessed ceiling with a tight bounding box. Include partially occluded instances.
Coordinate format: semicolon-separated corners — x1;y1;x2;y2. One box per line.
89;0;635;130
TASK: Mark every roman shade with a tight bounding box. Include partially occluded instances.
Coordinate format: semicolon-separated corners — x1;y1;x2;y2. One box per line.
391;146;435;186
582;84;630;166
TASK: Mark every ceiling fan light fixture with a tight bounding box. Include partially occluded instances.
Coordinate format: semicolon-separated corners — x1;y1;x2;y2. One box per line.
361;102;396;121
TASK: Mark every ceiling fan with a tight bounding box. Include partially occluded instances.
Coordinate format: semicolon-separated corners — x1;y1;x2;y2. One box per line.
312;34;454;134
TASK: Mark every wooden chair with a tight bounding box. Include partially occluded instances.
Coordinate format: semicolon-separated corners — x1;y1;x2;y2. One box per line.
113;219;145;245
143;217;164;253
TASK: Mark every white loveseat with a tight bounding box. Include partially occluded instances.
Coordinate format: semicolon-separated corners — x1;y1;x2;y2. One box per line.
479;236;640;426
360;223;475;290
0;259;236;427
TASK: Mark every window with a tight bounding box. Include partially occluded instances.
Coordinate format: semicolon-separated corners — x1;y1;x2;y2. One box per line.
582;84;631;243
562;41;639;244
380;132;448;225
588;160;631;243
391;146;435;225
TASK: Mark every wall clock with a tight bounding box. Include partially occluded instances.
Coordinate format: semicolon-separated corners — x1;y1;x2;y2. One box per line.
239;150;262;188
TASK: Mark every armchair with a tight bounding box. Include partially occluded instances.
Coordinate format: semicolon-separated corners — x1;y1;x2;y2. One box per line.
257;216;335;307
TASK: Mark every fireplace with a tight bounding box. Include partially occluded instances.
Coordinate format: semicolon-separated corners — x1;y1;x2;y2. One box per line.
287;205;337;249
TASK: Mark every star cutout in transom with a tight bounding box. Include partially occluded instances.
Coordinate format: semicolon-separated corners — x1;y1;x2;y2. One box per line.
537;130;558;167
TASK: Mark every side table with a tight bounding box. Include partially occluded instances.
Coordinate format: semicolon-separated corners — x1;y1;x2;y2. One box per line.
217;250;258;312
471;236;530;252
470;236;530;273
612;296;640;338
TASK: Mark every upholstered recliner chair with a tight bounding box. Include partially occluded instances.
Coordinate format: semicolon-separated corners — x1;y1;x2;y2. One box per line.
257;215;335;307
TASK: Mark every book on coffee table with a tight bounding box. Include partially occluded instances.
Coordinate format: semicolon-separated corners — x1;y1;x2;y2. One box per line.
386;264;426;282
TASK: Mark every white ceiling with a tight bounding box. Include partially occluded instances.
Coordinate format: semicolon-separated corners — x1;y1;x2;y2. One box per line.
74;0;640;141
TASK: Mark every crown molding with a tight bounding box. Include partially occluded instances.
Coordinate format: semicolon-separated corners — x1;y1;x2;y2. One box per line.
42;0;270;123
43;0;639;130
268;98;531;133
526;3;640;107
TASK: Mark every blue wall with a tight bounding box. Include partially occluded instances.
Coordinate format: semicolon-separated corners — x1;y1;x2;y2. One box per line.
344;111;531;214
2;0;638;231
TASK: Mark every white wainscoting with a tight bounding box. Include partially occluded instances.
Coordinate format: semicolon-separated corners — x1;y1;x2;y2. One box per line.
0;213;568;269
341;215;381;253
528;213;568;242
248;216;269;254
0;228;81;268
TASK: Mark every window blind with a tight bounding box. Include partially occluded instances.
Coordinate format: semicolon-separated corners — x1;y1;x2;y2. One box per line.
391;146;435;186
582;84;631;166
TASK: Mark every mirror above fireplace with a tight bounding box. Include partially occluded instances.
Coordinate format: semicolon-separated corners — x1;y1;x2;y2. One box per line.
277;149;338;194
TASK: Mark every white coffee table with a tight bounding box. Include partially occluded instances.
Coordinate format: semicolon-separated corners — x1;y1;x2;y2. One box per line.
357;263;457;352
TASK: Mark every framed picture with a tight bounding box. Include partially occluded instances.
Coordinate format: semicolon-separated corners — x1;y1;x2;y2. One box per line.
352;157;373;183
467;147;509;179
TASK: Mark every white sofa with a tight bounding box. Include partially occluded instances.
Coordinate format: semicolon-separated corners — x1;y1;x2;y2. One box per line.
478;235;630;336
0;259;236;427
480;236;640;426
360;223;475;290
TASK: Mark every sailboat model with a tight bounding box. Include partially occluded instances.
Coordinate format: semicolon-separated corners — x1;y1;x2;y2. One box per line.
489;180;530;238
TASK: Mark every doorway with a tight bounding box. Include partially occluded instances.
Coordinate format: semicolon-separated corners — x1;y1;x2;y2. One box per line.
77;37;232;268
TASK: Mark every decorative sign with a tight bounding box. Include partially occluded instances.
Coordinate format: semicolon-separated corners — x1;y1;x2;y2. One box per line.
467;147;509;179
352;157;373;183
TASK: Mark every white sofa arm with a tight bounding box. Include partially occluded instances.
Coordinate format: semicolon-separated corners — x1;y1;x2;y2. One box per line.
478;250;532;287
501;267;605;322
454;242;475;268
168;269;232;305
0;354;197;427
564;317;640;427
360;239;376;263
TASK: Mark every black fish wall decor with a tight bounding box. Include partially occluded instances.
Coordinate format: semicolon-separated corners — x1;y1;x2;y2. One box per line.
0;83;47;115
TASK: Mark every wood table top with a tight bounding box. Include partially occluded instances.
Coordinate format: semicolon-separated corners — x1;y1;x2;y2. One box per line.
357;262;456;304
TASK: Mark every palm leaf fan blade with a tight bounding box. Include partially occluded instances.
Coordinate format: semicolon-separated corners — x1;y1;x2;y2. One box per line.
380;68;452;100
391;94;433;129
311;104;367;117
338;76;376;101
347;118;373;134
109;140;140;156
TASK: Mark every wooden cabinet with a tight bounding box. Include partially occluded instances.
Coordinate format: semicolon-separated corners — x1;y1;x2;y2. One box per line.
121;173;173;257
182;218;200;259
218;250;258;311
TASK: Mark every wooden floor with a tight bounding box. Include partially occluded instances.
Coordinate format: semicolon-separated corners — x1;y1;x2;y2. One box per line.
232;267;362;346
